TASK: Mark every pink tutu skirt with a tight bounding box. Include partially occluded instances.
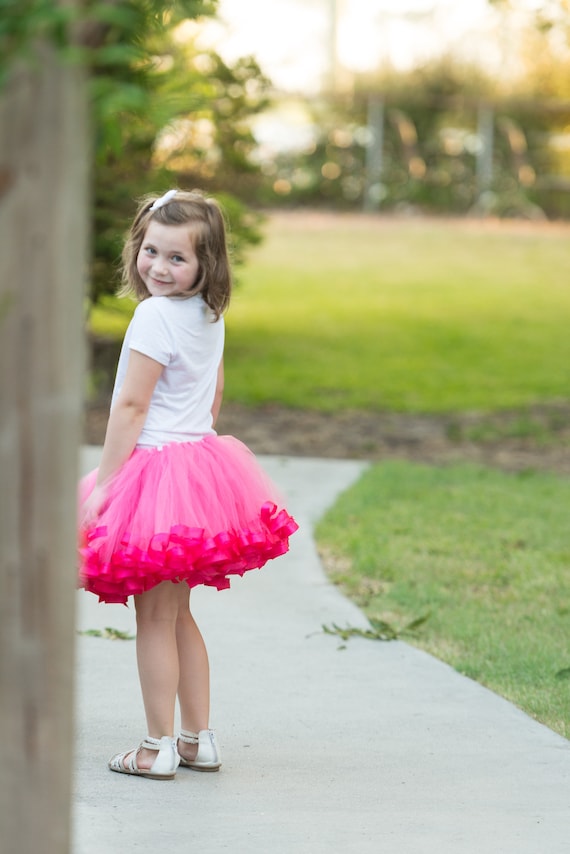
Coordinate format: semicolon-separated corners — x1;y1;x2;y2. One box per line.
78;435;298;604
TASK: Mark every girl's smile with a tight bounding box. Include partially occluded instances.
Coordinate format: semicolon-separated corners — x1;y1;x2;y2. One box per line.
137;221;200;297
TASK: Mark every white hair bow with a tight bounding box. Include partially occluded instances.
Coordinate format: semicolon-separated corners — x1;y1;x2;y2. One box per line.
149;189;177;211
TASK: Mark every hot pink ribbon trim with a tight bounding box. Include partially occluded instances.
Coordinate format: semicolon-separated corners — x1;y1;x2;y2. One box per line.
79;501;299;604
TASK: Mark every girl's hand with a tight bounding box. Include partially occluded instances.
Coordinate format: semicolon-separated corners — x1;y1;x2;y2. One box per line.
81;483;109;527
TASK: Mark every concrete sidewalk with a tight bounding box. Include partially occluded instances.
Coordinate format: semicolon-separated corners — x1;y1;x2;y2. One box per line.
73;448;570;854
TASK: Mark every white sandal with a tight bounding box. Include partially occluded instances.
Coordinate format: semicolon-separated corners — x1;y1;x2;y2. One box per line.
108;735;180;780
177;729;221;772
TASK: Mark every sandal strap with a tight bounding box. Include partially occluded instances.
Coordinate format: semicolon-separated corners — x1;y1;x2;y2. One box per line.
109;748;138;773
178;729;199;745
124;737;164;772
109;736;179;778
141;736;167;751
126;750;140;773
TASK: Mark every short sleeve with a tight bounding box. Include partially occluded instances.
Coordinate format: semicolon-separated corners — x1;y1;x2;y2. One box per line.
128;299;173;366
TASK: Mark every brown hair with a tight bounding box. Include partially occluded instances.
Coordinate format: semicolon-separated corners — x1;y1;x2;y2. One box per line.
120;189;232;319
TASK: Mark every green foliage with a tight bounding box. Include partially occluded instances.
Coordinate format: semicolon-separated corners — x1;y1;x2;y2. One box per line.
0;0;73;84
215;193;264;268
0;0;269;303
0;1;214;85
315;460;570;738
151;45;271;198
88;0;218;156
88;2;270;303
78;626;135;640
322;614;430;646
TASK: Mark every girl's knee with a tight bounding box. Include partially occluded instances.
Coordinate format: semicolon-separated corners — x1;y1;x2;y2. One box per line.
176;605;197;630
135;582;184;622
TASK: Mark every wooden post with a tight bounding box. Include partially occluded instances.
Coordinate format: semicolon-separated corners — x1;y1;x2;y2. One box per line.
0;11;88;854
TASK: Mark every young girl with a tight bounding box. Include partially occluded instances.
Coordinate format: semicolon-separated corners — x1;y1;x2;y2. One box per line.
79;189;298;780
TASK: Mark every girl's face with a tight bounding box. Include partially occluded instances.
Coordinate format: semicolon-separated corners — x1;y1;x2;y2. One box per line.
137;221;200;298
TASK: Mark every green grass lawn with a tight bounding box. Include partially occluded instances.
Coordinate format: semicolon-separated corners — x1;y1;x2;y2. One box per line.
224;213;570;412
315;460;570;739
90;211;570;415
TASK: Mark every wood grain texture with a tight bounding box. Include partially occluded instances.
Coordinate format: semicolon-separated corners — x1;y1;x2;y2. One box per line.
0;15;88;853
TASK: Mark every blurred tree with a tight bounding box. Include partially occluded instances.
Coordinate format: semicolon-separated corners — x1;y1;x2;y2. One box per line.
261;43;570;219
261;61;498;214
488;0;570;29
358;62;497;213
487;0;570;215
89;1;269;304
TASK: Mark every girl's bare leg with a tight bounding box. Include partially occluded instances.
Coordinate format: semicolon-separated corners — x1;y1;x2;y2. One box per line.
130;581;187;769
175;589;211;762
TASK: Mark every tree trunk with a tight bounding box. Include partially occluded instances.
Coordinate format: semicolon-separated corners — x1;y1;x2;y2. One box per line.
0;19;89;854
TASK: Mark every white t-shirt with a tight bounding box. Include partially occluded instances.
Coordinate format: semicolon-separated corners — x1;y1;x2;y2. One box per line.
111;295;224;446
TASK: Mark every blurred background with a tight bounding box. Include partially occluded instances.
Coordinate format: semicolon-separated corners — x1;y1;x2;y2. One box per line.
89;0;570;307
24;0;569;742
81;0;570;742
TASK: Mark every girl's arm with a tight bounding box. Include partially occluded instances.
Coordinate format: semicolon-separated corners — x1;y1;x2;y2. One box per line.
83;350;163;522
211;358;224;428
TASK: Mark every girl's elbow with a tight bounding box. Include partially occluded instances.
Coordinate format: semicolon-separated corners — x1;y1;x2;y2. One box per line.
119;398;149;421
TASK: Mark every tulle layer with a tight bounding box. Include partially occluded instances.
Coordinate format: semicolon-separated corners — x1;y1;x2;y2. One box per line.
78;436;298;604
